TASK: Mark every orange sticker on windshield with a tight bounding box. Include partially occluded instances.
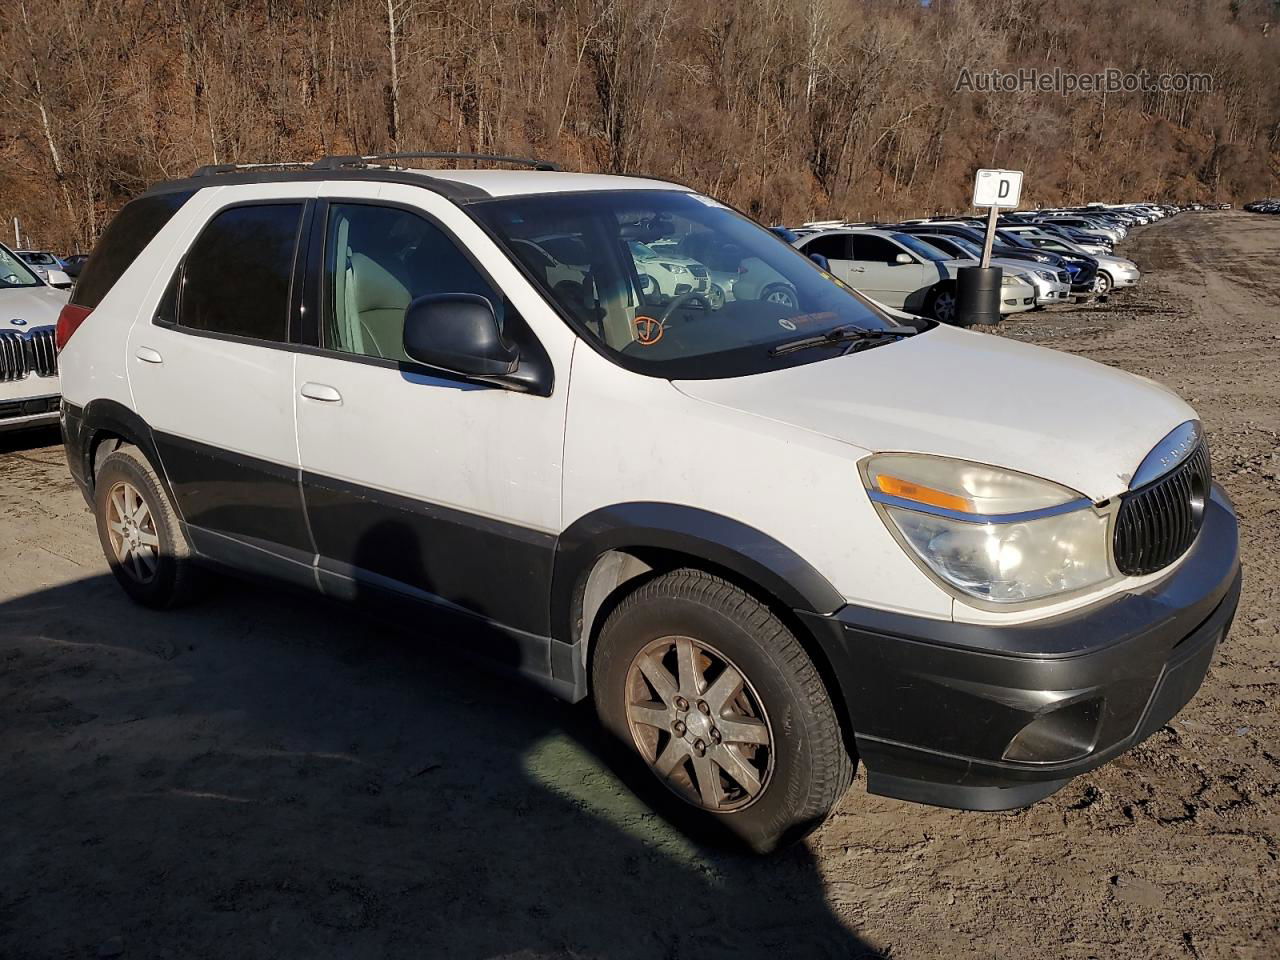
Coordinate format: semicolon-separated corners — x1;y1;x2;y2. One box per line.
634;316;664;345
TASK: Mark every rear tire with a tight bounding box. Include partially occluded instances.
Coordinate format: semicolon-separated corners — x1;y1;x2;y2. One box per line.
94;446;201;609
593;568;854;853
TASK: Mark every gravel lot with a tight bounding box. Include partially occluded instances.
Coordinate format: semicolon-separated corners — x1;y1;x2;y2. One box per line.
2;211;1277;959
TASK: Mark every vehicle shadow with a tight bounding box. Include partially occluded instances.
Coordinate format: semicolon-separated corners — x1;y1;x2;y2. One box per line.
0;551;884;958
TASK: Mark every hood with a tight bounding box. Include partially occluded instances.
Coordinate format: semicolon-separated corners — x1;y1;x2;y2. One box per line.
0;285;68;326
674;325;1196;502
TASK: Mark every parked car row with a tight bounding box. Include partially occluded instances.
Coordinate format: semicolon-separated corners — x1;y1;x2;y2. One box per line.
1244;198;1280;214
773;201;1171;323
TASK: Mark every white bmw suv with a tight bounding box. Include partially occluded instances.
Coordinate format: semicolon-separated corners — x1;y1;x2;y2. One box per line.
57;156;1241;852
1;241;66;433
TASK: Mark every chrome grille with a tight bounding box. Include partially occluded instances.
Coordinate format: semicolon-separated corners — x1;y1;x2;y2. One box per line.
1114;443;1211;576
0;331;29;382
27;326;57;377
688;265;708;278
1056;270;1070;283
0;326;58;382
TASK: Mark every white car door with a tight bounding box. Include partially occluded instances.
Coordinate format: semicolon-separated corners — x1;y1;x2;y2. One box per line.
846;235;927;307
125;184;318;576
291;181;574;653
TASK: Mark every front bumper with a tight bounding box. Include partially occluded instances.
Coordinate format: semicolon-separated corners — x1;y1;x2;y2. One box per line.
799;483;1241;811
0;393;60;434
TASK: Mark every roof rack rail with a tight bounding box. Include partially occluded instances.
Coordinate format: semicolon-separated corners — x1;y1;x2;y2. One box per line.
312;151;559;172
191;161;316;177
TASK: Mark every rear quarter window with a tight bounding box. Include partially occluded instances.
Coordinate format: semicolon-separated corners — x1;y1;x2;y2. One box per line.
72;190;195;309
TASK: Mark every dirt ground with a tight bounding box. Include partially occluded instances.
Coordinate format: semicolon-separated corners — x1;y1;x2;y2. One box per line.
2;211;1277;960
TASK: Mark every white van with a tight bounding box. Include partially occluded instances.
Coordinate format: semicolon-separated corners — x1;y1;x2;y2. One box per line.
56;156;1241;852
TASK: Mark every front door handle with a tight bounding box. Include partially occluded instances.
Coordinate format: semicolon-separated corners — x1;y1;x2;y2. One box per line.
135;346;163;364
300;382;342;403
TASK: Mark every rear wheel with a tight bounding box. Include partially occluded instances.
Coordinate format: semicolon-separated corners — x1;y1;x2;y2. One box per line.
94;446;201;609
593;568;854;853
760;283;799;310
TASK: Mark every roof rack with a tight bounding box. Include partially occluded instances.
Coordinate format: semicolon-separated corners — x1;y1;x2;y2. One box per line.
191;161;316;177
312;151;559;172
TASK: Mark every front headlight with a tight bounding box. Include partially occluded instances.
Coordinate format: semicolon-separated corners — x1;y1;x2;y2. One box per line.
660;262;688;274
1034;269;1055;282
863;454;1113;604
1000;275;1022;287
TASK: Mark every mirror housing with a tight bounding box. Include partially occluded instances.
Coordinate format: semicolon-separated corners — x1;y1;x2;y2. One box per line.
808;252;831;272
893;253;913;265
402;293;519;378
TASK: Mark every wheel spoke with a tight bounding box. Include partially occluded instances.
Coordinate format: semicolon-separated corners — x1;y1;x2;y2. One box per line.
635;653;679;706
137;530;159;548
711;743;762;797
703;664;744;714
109;521;128;537
137;547;157;575
653;737;691;778
130;549;146;580
716;715;770;746
629;703;670;730
691;752;726;808
110;488;127;523
675;637;704;696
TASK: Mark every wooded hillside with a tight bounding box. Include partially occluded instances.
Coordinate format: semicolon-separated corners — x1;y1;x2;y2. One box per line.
3;0;1278;251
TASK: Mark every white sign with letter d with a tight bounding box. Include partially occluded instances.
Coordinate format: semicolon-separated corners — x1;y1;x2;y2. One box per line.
972;169;1024;208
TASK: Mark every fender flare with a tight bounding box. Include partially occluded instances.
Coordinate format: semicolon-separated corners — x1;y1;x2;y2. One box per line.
71;399;178;510
550;501;845;647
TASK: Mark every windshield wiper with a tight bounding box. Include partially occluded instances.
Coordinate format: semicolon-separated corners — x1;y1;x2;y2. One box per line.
769;323;917;357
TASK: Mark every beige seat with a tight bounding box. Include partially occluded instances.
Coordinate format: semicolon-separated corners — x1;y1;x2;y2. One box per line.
342;251;412;361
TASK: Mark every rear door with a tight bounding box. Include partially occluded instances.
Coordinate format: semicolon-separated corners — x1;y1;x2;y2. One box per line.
126;186;316;581
797;234;855;284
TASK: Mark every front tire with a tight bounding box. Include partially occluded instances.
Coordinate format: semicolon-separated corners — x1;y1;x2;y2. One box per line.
94;446;200;609
593;569;854;853
926;283;959;325
1095;271;1112;295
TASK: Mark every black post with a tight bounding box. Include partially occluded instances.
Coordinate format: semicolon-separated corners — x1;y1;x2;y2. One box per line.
956;265;1002;326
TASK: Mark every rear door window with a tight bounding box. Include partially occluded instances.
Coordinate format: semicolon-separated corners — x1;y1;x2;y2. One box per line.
72;191;195;309
179;203;303;343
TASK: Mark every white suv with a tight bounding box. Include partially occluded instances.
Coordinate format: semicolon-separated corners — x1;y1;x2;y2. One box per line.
57;156;1241;852
1;241;66;432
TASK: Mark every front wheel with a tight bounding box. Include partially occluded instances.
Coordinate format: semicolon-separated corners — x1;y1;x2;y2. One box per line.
1094;271;1112;295
926;283;959;325
593;569;854;853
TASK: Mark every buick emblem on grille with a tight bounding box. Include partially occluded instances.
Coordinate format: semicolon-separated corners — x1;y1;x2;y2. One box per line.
1130;420;1202;489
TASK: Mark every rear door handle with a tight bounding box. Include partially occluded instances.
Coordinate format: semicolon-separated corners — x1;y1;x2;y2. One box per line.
135;347;163;364
300;382;342;403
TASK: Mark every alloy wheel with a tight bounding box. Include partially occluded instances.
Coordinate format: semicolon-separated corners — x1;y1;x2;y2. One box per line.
105;481;160;583
624;635;774;812
934;290;957;323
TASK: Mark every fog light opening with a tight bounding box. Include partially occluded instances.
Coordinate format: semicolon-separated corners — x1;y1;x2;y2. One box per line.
1002;697;1102;764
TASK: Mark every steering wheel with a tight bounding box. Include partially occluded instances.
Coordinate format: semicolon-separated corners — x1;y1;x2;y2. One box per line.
657;290;711;325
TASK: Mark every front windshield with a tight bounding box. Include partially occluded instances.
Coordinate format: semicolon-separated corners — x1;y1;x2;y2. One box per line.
472;190;904;378
0;246;42;288
893;233;951;262
21;252;57;265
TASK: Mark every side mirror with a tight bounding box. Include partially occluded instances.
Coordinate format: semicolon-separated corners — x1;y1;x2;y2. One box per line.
893;253;913;265
808;252;830;271
402;293;518;378
45;268;73;289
